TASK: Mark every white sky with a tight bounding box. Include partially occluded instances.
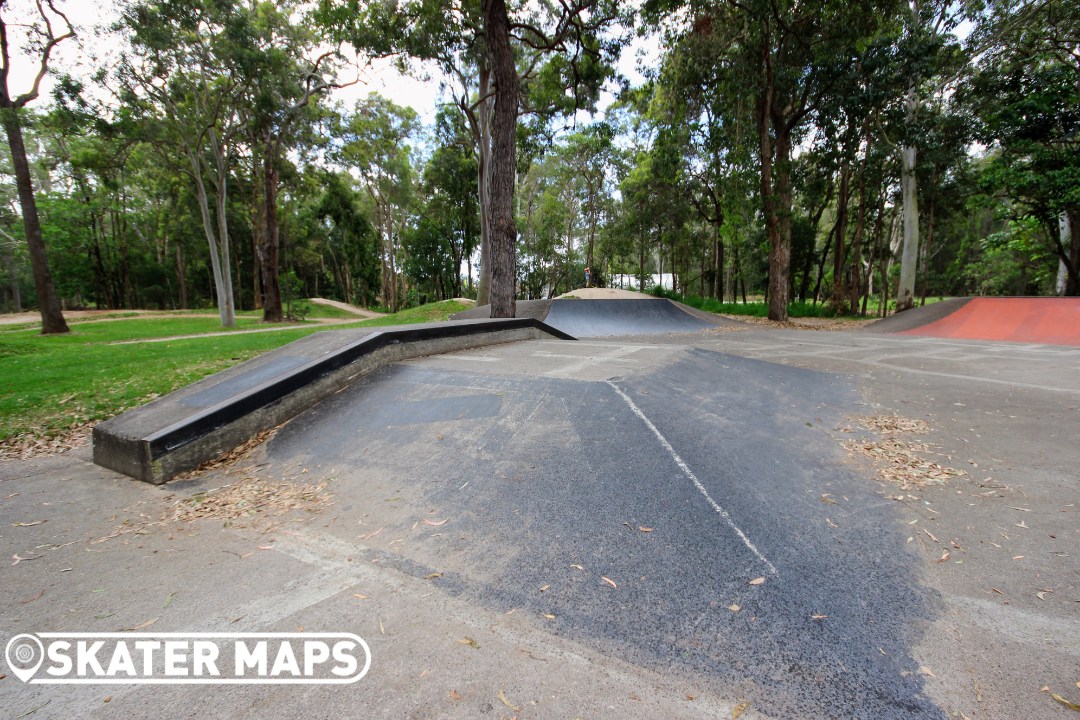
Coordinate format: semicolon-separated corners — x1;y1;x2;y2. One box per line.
3;0;652;129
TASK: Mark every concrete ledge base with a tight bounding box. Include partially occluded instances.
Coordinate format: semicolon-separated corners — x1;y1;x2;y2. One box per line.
93;318;574;484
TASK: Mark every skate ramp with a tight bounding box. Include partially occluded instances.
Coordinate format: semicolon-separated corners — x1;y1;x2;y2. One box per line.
874;297;1080;346
453;298;733;337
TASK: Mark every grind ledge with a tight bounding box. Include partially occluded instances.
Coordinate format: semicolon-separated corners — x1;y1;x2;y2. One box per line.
93;318;575;484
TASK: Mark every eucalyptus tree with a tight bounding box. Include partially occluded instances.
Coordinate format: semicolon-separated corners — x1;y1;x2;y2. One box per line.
337;94;419;312
241;0;355;322
0;0;72;333
118;0;251;327
964;0;1080;295
416;108;479;298
317;0;625;317
880;0;966;312
648;22;757;301
645;0;899;319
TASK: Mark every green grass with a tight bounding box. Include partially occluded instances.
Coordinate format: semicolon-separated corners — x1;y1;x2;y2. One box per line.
648;287;845;318
349;299;473;326
0;299;468;442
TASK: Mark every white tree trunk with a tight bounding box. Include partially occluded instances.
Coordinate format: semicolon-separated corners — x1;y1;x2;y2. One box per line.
186;146;234;327
896;143;919;312
1057;213;1071;295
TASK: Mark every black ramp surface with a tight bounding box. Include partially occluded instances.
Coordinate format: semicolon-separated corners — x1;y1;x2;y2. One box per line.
268;353;941;719
543;298;719;336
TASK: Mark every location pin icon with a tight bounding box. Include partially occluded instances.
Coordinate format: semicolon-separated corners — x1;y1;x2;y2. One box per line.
5;634;45;683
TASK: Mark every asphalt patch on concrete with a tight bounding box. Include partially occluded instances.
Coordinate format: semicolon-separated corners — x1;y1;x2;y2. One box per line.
267;347;942;718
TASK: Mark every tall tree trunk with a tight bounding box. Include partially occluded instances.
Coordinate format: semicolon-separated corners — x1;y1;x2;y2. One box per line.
484;0;519;318
831;158;851;311
474;63;493;307
1064;209;1080;295
756;42;790;322
202;128;236;327
918;189;936;306
176;242;188;309
766;126;793;320
896;143;919;312
260;144;283;322
0;107;68;333
251;143;263;310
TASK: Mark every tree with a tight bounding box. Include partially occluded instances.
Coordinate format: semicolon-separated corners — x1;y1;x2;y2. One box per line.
646;0;898;320
964;0;1080;295
337;95;419;312
317;0;623;316
0;0;72;333
242;0;355;322
119;0;250;327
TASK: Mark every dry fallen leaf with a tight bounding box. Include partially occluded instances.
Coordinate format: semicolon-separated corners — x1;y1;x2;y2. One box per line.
936;550;951;563
1051;693;1080;712
570;564;584;571
497;690;521;712
539;584;550;592
639;526;654;532
13;520;45;527
542;613;556;620
728;604;741;613
732;700;751;719
424;572;442;580
127;617;157;631
919;666;936;678
457;637;479;649
601;576;617;589
820;495;838;505
811;614;829;620
423;518;448;527
353;593;369;600
19;590;45;604
749;577;766;586
449;689;462;701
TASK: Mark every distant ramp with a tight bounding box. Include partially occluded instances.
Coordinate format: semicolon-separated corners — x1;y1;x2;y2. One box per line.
542;298;725;337
869;297;1080;346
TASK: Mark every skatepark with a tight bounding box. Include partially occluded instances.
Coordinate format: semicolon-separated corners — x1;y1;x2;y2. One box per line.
2;293;1078;719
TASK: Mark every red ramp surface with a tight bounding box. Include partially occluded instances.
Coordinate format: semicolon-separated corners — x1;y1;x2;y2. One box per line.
899;297;1080;346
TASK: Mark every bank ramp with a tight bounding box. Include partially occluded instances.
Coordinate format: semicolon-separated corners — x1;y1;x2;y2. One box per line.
867;297;1080;346
454;297;735;337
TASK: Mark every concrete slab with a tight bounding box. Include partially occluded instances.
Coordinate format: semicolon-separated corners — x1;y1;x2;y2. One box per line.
4;322;1078;719
92;318;573;484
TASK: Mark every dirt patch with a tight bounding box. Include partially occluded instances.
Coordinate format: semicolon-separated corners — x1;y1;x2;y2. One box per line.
718;314;876;331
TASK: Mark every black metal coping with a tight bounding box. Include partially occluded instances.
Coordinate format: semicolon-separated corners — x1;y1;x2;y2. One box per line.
93;318;574;482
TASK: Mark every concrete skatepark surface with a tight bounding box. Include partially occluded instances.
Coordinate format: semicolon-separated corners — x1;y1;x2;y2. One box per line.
3;299;1079;719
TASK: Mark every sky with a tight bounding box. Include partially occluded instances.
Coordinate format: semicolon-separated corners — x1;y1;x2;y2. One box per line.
3;0;652;128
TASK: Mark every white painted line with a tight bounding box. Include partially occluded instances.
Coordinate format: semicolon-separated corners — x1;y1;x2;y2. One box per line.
605;380;778;576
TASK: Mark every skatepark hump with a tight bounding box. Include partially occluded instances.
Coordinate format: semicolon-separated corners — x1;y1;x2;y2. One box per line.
867;297;1080;346
453;293;736;337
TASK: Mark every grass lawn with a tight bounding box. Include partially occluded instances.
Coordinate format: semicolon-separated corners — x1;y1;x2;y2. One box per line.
0;299;471;443
649;287;957;318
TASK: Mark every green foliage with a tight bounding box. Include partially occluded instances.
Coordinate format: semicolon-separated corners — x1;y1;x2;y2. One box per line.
649;287;845;318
